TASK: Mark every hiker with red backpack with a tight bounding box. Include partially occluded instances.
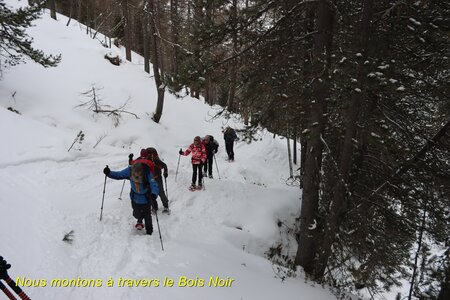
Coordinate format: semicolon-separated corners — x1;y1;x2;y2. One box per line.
179;136;207;191
103;157;159;235
202;135;219;178
146;147;170;214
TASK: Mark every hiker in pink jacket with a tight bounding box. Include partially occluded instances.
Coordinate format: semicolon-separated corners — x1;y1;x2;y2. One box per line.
179;136;207;190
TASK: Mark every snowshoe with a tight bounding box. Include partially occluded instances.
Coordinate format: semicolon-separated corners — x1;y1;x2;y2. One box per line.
135;223;144;230
162;207;171;215
189;185;197;191
196;185;203;190
208;174;213;179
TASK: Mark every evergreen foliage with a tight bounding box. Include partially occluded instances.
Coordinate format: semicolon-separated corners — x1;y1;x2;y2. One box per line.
0;0;60;67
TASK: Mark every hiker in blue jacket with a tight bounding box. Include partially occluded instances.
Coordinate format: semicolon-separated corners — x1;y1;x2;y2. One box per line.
103;163;159;235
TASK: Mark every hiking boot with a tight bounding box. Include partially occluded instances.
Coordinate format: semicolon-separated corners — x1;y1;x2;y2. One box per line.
135;223;144;230
146;230;152;235
208;174;213;179
162;207;171;214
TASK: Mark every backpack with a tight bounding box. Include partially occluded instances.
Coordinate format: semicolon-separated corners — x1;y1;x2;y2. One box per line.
130;162;147;184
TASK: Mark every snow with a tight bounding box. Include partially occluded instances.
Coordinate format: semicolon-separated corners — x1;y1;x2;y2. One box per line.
0;3;336;300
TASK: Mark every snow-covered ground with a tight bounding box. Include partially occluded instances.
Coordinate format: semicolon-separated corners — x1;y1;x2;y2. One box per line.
0;2;337;299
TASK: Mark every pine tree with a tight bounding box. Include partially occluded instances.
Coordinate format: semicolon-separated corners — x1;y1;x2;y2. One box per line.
0;0;60;68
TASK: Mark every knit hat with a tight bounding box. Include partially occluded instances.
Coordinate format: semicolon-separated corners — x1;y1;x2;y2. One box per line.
140;148;149;158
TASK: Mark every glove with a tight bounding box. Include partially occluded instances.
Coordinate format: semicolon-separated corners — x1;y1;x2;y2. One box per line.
164;172;168;178
0;256;11;280
128;153;134;159
150;195;158;210
179;149;183;155
103;166;110;176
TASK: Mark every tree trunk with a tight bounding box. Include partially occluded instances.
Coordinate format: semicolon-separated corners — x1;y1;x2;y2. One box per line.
121;0;132;62
438;257;450;300
148;0;165;123
66;0;73;26
49;0;57;20
313;0;373;279
293;132;297;165
227;0;238;112
170;0;179;74
143;6;150;73
295;0;334;276
77;0;82;25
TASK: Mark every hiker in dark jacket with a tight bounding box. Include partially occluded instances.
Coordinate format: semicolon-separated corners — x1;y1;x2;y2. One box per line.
223;126;238;161
146;147;170;214
103;163;159;235
202;135;219;178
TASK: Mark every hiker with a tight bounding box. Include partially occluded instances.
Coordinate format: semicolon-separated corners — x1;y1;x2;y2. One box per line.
103;162;159;235
202;135;219;178
130;148;155;174
146;147;170;214
179;136;207;190
223;126;238;161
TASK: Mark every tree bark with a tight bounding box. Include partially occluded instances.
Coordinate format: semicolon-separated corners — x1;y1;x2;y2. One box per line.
227;0;238;112
295;0;334;276
49;0;57;20
121;0;132;62
313;0;373;279
143;6;150;73
170;0;179;74
148;0;165;123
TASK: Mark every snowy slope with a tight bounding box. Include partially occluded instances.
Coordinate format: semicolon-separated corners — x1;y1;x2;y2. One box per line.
0;2;336;299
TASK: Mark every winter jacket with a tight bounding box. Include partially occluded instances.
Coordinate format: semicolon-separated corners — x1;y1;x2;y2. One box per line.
224;128;237;142
108;166;159;204
202;138;219;156
182;143;207;165
152;157;168;179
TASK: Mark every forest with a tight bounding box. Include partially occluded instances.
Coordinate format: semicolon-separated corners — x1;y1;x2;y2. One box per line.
13;0;450;298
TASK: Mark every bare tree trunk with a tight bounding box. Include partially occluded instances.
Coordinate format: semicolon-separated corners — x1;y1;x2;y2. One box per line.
66;0;73;26
295;0;334;277
287;135;293;178
293;132;297;165
170;0;179;74
77;0;82;25
408;201;428;300
313;0;373;279
148;0;165;123
143;6;150;73
49;0;57;20
227;0;238;112
121;0;132;62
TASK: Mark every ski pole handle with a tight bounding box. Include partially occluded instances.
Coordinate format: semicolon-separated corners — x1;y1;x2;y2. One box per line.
4;276;30;300
0;281;17;300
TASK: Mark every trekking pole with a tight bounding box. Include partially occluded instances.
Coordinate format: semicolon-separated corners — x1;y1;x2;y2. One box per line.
119;153;133;200
164;177;168;199
0;257;30;300
175;151;181;182
154;210;164;251
213;153;221;179
0;281;16;300
2;276;30;300
118;180;126;200
100;166;108;221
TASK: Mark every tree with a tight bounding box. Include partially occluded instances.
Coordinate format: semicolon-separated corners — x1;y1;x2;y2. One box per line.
48;0;57;20
0;0;60;68
146;0;165;123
